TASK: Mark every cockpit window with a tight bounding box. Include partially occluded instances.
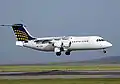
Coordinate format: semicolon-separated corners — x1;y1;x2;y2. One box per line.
101;39;104;41
96;39;105;42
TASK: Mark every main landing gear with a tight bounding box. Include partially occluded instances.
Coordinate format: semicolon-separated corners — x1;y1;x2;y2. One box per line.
65;51;71;55
56;52;61;56
56;51;71;56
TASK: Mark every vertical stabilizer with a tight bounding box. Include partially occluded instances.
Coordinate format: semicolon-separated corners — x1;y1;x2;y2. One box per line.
12;24;36;41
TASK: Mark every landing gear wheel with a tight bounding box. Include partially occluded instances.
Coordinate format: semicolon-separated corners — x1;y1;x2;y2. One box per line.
65;51;70;55
56;52;61;56
103;50;107;53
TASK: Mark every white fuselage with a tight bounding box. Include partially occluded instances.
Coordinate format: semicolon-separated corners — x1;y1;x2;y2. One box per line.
1;23;112;56
17;36;112;52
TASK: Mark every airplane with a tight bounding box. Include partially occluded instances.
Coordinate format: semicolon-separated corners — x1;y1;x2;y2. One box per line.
0;24;112;56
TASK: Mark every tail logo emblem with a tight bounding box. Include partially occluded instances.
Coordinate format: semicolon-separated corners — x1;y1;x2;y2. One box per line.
14;30;28;41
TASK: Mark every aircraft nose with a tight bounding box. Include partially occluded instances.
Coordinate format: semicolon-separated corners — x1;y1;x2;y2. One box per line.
101;42;112;48
108;43;112;47
106;42;112;48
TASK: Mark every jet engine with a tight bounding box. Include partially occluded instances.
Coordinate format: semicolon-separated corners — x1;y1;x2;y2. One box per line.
52;40;71;52
62;40;71;48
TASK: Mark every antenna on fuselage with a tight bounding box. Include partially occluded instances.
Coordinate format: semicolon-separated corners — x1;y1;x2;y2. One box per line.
20;20;27;27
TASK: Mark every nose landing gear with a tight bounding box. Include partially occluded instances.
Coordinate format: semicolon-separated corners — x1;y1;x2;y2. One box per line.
103;49;107;53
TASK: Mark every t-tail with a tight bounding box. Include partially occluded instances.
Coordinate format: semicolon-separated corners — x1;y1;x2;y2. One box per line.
0;24;36;46
12;24;35;41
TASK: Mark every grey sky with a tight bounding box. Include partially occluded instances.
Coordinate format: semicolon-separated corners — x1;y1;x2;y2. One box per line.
0;0;119;64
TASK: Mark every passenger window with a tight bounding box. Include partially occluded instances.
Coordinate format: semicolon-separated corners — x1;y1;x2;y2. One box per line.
24;40;28;43
42;40;52;44
34;40;42;44
54;38;60;41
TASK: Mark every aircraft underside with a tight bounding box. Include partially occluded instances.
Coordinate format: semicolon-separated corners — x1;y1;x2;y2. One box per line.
24;43;108;56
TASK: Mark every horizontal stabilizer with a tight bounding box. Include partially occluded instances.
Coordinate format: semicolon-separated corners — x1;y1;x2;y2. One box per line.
16;41;23;47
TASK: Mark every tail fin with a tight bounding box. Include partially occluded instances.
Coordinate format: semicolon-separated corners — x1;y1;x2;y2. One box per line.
12;24;35;41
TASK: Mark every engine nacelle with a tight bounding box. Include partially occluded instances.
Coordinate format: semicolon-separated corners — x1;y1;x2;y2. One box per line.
52;40;71;52
62;40;71;48
53;41;62;48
